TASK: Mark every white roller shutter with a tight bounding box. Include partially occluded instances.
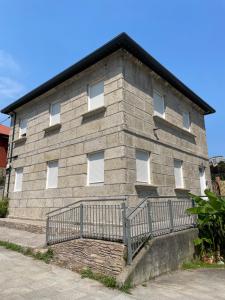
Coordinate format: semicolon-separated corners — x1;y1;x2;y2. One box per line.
88;81;104;111
153;90;165;117
136;150;150;183
174;159;184;188
183;111;190;131
14;167;23;192
46;160;59;188
88;151;104;185
50;102;60;126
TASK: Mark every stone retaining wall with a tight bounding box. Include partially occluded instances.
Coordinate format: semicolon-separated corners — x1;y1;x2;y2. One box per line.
0;218;45;234
117;228;198;286
50;239;126;276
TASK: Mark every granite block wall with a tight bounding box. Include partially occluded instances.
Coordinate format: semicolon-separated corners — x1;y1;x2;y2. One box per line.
5;50;211;220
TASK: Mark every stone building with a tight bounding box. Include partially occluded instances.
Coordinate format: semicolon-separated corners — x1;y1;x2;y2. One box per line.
1;33;215;221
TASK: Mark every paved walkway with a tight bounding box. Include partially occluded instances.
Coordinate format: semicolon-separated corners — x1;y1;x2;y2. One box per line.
0;247;131;300
1;247;225;300
0;227;45;249
132;268;225;300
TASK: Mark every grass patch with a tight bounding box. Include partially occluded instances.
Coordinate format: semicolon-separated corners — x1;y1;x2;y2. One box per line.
182;260;225;270
80;267;132;293
0;197;9;217
0;240;53;263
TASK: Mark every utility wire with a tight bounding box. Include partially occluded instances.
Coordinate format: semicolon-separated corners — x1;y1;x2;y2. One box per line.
0;116;10;125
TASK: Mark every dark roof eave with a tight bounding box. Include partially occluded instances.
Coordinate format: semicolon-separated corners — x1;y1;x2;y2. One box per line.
1;33;215;115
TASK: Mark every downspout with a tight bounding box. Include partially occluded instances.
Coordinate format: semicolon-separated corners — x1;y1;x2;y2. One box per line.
4;112;16;198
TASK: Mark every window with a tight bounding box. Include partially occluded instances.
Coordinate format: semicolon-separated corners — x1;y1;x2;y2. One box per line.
153;90;165;118
87;151;104;185
50;102;60;126
174;159;184;188
183;111;190;131
19;119;27;137
46;160;58;189
199;166;206;196
136;150;150;183
14;167;23;192
88;81;104;111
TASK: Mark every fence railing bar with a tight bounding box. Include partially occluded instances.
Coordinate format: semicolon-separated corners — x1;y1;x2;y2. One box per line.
47;196;127;216
80;204;83;238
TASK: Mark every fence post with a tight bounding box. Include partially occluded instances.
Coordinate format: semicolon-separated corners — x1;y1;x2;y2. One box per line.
80;204;83;238
46;216;50;245
126;218;132;265
147;200;153;238
121;202;127;245
168;200;174;232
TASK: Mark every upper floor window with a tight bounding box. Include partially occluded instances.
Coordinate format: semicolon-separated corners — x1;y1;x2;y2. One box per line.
50;102;60;126
14;167;23;192
153;90;165;118
174;159;184;188
46;160;58;189
136;150;150;183
183;111;190;131
87;151;104;185
88;81;104;111
19;119;27;137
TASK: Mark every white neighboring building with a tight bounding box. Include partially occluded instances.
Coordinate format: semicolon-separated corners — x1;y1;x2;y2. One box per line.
209;156;225;167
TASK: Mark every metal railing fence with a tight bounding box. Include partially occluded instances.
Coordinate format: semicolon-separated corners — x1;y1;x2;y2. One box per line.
46;196;195;264
125;199;195;264
46;197;126;245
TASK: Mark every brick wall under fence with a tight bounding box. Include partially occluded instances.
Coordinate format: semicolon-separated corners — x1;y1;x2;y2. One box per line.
50;239;126;277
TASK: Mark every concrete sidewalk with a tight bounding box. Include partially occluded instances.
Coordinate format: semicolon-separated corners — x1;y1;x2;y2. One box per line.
1;247;225;299
0;247;132;300
0;226;46;249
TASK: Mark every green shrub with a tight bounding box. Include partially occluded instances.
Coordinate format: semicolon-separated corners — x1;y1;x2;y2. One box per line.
0;197;9;218
187;190;225;259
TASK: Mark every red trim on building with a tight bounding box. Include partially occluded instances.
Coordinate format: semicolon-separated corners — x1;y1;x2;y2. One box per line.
0;125;10;168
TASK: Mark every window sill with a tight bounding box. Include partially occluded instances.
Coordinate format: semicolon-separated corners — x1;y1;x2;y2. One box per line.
135;183;158;190
82;106;106;120
174;188;190;192
153;115;196;138
87;183;104;187
43;123;61;134
13;136;27;145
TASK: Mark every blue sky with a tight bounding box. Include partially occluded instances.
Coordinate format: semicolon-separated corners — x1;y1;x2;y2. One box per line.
0;0;224;157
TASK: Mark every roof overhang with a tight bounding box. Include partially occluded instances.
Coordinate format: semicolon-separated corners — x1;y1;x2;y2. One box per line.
1;33;215;115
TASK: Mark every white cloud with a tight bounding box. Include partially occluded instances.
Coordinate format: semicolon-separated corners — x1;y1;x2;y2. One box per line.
0;50;25;101
0;77;25;99
0;50;20;73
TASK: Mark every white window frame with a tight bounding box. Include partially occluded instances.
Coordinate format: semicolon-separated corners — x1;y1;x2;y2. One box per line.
14;167;23;192
153;89;165;118
87;151;104;186
136;150;151;184
183;111;191;131
19;119;27;137
88;80;104;111
49;102;61;126
46;160;59;189
174;159;184;188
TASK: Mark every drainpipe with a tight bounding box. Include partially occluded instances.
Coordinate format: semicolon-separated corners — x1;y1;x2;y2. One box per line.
4;112;16;198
